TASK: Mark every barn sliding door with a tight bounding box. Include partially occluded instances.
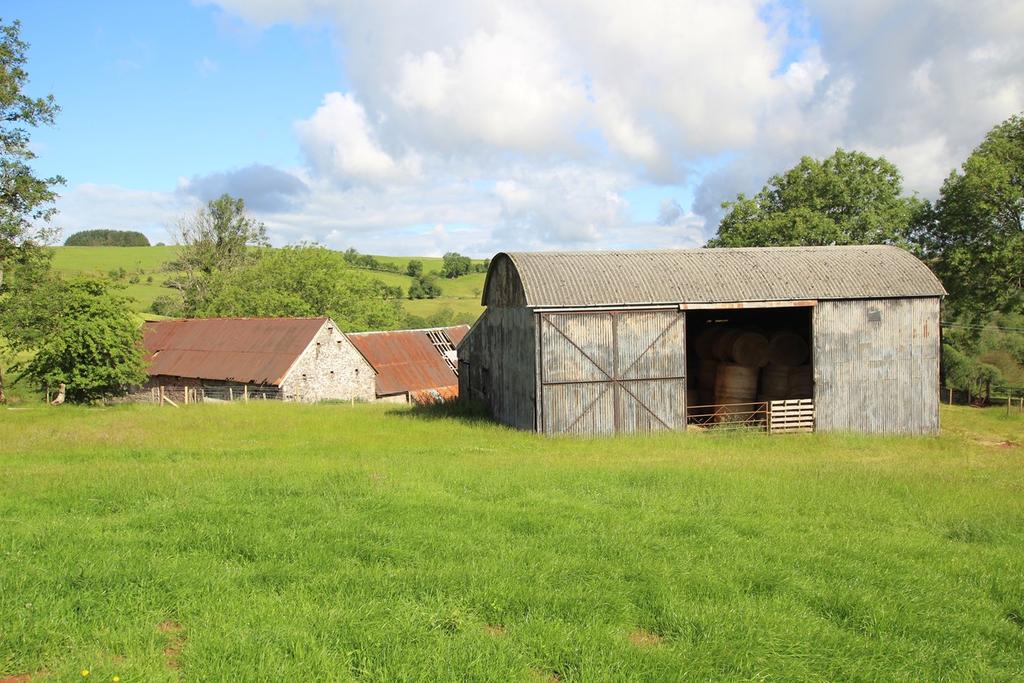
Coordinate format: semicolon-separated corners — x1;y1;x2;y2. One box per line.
539;310;686;435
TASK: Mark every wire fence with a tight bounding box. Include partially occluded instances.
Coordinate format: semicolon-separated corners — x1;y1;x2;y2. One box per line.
143;384;284;405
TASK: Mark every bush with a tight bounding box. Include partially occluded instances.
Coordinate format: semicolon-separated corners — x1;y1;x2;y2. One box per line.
408;275;442;299
64;229;150;247
406;259;424;278
150;294;185;318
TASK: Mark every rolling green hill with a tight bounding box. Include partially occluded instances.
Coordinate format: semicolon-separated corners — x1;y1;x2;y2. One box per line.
47;246;487;323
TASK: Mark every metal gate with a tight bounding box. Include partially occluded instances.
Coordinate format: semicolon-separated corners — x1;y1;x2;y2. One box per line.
539;310;686;435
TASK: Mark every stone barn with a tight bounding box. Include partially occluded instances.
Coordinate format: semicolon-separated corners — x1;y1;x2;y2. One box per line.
141;317;375;402
346;326;469;403
458;246;946;436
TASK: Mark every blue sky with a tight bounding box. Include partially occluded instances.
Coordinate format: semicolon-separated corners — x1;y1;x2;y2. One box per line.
15;2;340;187
6;1;1022;256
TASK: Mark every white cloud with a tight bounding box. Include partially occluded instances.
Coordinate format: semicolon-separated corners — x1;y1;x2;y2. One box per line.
296;92;422;185
173;0;1024;247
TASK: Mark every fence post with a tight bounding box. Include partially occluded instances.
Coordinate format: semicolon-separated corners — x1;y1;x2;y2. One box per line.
159;386;165;406
244;385;249;403
948;387;953;405
229;387;234;402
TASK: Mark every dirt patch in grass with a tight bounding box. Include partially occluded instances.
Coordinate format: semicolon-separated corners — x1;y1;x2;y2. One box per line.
629;629;664;647
158;620;185;670
530;669;560;682
976;439;1019;449
1;674;41;683
482;624;505;637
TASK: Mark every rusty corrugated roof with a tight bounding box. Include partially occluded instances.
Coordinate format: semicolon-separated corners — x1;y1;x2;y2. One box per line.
484;245;947;308
142;317;328;385
346;326;468;397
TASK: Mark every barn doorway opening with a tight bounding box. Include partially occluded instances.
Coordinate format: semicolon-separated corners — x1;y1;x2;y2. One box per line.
685;305;813;428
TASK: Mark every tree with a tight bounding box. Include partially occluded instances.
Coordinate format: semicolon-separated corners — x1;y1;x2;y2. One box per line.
64;229;150;246
0;19;64;402
708;149;924;248
441;252;472;278
23;279;147;402
192;245;404;331
408;274;441;299
406;259;424;277
167;194;268;315
922;114;1024;322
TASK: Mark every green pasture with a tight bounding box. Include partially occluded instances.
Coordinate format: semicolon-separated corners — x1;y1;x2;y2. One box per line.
1;404;1022;681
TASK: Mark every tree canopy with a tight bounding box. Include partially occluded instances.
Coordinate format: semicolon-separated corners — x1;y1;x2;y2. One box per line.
922;113;1023;322
64;229;150;247
23;279;147;402
441;252;472;278
0;19;63;287
167;194;268;315
192;245;405;331
708;149;924;248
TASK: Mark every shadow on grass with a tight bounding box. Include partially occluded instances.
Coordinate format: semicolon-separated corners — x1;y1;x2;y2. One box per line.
386;399;495;425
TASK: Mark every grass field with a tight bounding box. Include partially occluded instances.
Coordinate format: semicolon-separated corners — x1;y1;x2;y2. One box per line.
46;247;486;321
2;404;1022;681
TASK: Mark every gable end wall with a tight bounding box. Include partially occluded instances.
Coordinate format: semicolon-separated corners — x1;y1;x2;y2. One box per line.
280;321;376;402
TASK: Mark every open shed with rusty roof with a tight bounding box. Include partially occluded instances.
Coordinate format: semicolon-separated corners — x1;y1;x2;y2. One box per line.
346;326;469;403
458;245;946;435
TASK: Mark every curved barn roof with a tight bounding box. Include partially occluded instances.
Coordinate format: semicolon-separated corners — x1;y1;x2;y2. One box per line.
482;245;945;308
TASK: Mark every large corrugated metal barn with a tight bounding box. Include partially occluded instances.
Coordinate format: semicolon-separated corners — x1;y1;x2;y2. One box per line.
457;245;946;436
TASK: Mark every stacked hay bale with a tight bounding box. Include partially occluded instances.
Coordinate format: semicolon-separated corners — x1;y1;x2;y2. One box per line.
713;329;768;419
690;326;813;420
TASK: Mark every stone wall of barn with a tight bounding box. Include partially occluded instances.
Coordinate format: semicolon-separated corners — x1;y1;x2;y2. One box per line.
280;321;376;402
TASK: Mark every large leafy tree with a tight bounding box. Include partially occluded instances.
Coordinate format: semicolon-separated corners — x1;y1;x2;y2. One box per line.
708;149;924;248
193;245;405;331
0;19;63;285
24;279;147;402
167;193;268;315
0;19;64;402
923;113;1023;322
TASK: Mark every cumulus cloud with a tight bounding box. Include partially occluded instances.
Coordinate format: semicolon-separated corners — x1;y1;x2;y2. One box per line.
176;0;1024;247
180;164;309;212
296;92;421;186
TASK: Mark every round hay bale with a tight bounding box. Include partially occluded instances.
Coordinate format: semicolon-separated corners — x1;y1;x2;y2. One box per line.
713;329;742;361
714;363;758;403
760;365;790;401
731;331;769;367
714;363;760;423
694;327;725;360
788;365;813;398
767;332;809;366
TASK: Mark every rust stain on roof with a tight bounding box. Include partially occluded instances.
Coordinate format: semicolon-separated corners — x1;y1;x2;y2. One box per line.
142;317;328;385
347;326;468;397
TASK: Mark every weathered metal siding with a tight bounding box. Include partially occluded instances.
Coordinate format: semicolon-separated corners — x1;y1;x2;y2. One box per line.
457;307;536;429
814;297;940;434
538;309;686;435
481;253;528;307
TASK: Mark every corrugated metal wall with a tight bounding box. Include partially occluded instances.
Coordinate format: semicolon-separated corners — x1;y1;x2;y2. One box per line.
814;297;940;434
538;309;686;435
458;307;537;430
